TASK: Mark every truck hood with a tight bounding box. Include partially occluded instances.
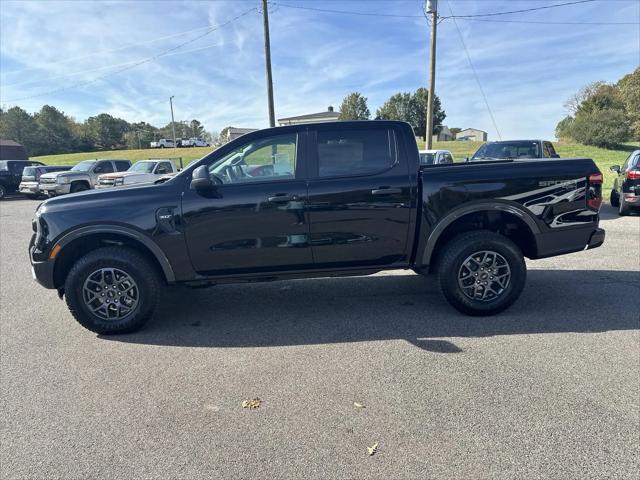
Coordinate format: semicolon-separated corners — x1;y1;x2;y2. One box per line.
40;171;86;180
99;172;147;179
39;182;163;212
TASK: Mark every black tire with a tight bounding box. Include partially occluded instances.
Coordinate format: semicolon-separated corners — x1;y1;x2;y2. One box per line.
0;184;6;200
610;188;620;207
70;182;89;193
437;231;527;316
619;194;631;216
64;247;161;334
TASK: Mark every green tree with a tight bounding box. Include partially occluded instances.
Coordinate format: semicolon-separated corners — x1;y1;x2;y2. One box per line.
338;92;370;120
450;127;462;137
32;105;75;155
555;116;575;140
0;106;39;154
85;113;130;150
375;88;445;139
188;119;206;138
616;67;640;140
411;87;446;140
570;108;629;149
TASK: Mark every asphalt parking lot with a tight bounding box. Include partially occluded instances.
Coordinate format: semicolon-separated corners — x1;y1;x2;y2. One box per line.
1;197;639;479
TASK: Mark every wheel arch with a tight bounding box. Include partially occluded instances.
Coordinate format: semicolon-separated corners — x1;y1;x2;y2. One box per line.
421;202;540;269
52;225;175;289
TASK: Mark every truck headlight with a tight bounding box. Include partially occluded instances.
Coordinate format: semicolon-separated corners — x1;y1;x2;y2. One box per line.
57;176;69;185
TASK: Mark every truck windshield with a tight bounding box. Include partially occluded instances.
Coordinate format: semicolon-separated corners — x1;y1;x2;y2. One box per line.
129;162;155;173
22;167;37;176
71;160;95;172
472;141;540;161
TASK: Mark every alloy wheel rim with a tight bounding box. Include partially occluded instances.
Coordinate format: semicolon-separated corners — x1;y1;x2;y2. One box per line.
82;268;139;320
457;250;511;302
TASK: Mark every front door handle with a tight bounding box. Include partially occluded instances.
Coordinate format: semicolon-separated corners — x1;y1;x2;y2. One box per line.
371;187;402;195
267;194;298;203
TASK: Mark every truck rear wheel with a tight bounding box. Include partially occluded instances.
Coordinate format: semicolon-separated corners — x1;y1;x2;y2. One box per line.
64;247;161;334
437;231;526;316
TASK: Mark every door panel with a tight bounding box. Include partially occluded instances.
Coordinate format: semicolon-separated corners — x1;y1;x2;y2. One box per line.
306;125;412;268
182;182;311;274
181;130;312;275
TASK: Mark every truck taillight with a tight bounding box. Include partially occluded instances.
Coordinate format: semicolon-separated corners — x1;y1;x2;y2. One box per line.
626;170;640;180
587;172;603;210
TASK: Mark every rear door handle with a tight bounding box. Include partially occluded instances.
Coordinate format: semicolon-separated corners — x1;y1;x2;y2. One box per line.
371;187;402;195
267;194;298;203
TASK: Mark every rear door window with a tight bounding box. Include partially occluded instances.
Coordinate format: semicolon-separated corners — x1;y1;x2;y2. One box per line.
315;127;396;178
94;161;114;174
115;161;130;172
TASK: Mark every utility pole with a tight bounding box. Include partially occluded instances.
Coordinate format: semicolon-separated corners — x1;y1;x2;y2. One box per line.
262;0;276;127
169;95;177;148
425;0;438;149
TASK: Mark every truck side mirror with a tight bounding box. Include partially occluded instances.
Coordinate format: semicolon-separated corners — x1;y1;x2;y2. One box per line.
190;165;212;190
610;165;620;173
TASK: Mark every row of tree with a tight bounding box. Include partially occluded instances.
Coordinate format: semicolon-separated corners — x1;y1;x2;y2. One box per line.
0;105;212;156
556;68;639;149
337;88;446;139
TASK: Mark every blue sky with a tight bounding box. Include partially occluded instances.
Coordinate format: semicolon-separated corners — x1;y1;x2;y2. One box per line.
0;0;638;139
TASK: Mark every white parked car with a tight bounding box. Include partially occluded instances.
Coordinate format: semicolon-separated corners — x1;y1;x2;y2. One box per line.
419;149;454;165
182;137;209;148
96;160;178;189
150;139;175;148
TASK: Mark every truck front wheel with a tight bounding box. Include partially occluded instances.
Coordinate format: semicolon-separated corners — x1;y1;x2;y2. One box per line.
437;231;526;316
64;247;161;334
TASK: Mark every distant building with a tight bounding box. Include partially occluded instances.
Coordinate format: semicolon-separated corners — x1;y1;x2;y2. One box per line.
432;126;454;142
0;139;27;160
224;127;259;143
455;128;488;142
277;106;340;126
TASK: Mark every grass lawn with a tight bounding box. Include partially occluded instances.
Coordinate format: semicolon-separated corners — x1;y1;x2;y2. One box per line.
33;140;639;192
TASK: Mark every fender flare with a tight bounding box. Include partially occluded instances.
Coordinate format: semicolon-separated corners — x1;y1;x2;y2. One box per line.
421;201;541;266
55;224;175;282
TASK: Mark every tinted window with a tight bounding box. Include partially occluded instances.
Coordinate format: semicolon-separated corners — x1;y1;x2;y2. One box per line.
419;153;435;165
7;161;27;174
94;161;114;174
115;161;130;172
472;141;540;160
155;162;172;174
545;142;557;157
317;128;396;177
209;133;297;184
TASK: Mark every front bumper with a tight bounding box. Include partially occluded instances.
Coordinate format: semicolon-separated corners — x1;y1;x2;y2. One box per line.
39;183;71;196
19;182;40;194
29;234;56;289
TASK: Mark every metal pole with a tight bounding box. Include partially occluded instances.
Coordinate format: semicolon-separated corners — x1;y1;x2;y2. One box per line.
262;0;276;127
426;0;438;149
170;96;177;148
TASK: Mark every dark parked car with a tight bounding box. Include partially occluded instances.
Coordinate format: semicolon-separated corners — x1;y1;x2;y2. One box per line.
30;121;605;334
19;165;72;199
610;149;640;215
469;140;559;161
0;160;45;199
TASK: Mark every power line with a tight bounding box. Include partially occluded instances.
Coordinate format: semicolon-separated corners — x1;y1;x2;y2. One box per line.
445;0;502;140
453;17;639;25
268;1;424;18
443;0;596;18
0;7;258;104
3;42;224;88
0;24;219;77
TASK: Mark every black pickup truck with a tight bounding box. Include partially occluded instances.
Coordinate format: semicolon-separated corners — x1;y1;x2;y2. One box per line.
29;121;605;334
